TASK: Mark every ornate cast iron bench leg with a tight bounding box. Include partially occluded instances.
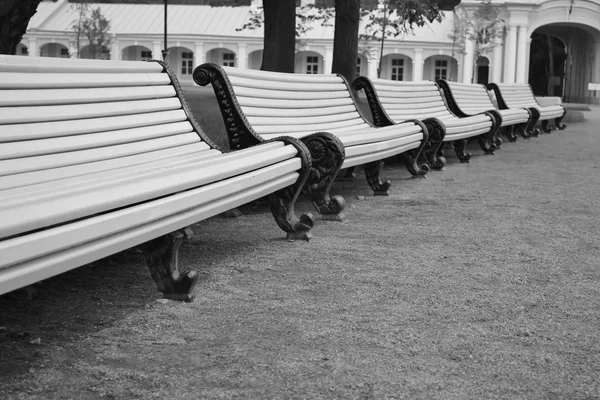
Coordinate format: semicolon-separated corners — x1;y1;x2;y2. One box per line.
555;114;567;130
301;132;346;221
419;119;446;171
142;229;199;302
453;139;471;163
364;160;391;196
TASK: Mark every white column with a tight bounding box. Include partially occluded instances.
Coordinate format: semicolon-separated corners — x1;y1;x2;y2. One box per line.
110;38;119;60
413;49;423;81
492;41;503;83
153;41;163;60
462;30;475;83
194;43;204;68
324;46;333;74
515;25;528;83
503;24;517;83
237;43;247;69
28;38;38;56
367;50;379;79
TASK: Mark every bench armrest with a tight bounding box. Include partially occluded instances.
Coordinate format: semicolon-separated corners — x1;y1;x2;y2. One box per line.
351;76;396;127
193;63;264;151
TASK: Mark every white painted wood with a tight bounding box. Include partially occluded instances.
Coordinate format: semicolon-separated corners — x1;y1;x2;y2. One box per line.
0;171;300;294
233;86;351;101
247;111;360;127
342;141;421;169
223;65;343;83
253;117;367;136
0;55;162;74
0;110;188;142
0;72;170;89
228;75;346;92
0;134;201;176
243;104;357;118
0;143;213;191
0;86;176;107
0;144;297;238
0;98;182;125
236;96;353;110
0;122;194;160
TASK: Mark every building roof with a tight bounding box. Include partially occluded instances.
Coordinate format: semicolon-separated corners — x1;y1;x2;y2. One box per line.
27;0;460;43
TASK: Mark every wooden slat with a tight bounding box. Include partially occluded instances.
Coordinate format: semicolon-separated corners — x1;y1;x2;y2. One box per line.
243;104;357;118
0;167;300;284
0;97;182;125
0;144;297;239
223;65;343;84
0;72;170;89
0;109;188;142
0;55;162;74
253;117;366;135
0;142;283;201
337;123;422;147
246;111;360;127
0;86;176;107
233;85;350;101
236;96;353;110
228;75;346;92
0;143;212;191
0;121;195;160
0;133;201;176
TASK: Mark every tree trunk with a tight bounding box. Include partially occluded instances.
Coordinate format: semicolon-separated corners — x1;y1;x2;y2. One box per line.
332;0;360;82
261;0;295;72
0;0;42;55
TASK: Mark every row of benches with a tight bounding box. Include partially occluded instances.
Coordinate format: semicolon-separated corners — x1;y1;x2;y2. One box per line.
0;55;567;302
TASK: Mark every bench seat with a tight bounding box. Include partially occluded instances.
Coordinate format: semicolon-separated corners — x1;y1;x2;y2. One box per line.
437;80;532;144
352;78;500;169
487;83;567;134
0;55;315;301
194;64;430;203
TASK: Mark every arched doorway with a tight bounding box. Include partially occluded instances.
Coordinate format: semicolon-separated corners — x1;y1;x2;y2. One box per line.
122;45;153;61
80;44;110;60
475;56;490;85
528;32;567;97
40;42;69;58
528;22;599;103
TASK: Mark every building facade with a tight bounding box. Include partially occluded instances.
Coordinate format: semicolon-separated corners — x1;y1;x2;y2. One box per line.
19;0;600;103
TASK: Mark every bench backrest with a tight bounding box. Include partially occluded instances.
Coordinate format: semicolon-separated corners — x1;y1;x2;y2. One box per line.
490;83;538;108
0;55;213;192
364;79;453;122
206;65;370;140
437;80;496;115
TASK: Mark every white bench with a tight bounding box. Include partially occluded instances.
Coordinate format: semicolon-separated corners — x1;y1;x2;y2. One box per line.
0;55;315;302
352;77;499;170
437;80;532;145
487;83;567;134
193;63;430;202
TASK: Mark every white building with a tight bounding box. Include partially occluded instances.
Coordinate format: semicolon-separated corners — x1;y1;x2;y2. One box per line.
19;0;600;103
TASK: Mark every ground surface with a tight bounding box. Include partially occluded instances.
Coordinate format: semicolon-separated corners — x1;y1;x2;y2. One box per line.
1;101;599;399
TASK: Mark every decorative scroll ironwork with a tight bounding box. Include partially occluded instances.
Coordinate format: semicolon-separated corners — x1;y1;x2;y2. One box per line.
351;76;395;127
527;107;541;135
555;108;567;130
453;139;471;163
266;136;316;240
300;132;346;221
422;118;447;170
364;161;391;196
193;63;263;150
436;80;470;119
156;60;222;150
479;111;500;154
141;230;198;302
402;119;431;176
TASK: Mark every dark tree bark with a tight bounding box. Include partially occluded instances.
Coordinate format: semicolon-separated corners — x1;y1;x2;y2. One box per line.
331;0;360;83
261;0;296;72
0;0;42;55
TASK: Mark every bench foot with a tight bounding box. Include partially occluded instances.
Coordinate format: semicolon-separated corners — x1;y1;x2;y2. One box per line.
301;132;346;221
286;230;313;241
503;126;518;142
364;161;391;195
555;115;567;130
478;133;497;155
142;230;199;302
541;120;553;133
453;140;471;163
422;119;446;170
